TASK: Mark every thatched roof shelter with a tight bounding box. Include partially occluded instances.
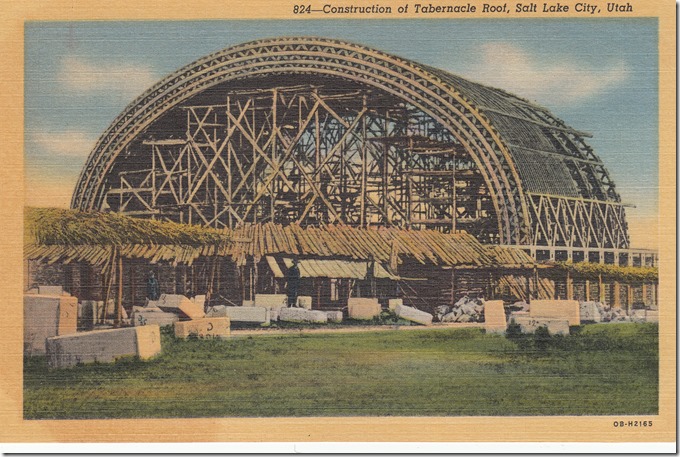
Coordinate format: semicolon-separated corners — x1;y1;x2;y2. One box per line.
25;208;535;270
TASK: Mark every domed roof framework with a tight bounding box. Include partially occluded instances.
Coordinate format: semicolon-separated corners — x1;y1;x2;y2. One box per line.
71;37;630;256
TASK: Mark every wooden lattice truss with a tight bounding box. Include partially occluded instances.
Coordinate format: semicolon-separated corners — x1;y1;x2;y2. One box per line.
73;37;631;252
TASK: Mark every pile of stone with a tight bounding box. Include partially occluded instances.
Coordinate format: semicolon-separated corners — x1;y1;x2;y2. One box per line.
434;295;484;323
580;301;629;323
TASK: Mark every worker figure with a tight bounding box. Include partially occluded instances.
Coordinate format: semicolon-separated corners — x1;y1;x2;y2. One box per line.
287;258;301;307
366;253;376;298
147;271;160;301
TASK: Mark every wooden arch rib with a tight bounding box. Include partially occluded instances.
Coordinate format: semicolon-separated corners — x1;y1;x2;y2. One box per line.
71;37;531;245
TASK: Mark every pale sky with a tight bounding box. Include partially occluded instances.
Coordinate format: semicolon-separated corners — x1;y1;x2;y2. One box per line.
24;19;659;249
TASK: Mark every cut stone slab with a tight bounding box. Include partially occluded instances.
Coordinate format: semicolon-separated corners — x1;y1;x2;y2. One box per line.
24;294;78;355
192;295;206;308
254;294;288;309
296;296;313;310
174;317;230;339
156;294;205;319
395;304;433;326
484;300;507;334
579;301;602;323
222;306;269;324
347;298;381;320
278;307;307;323
38;285;64;296
46;325;161;368
530;300;580;326
133;309;179;327
279;307;328;324
326;310;343;323
388;298;403;311
205;305;227;318
512;316;570;336
645;310;659;323
307;310;328;324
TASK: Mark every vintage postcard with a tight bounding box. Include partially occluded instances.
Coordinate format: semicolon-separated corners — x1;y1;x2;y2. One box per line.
0;0;675;452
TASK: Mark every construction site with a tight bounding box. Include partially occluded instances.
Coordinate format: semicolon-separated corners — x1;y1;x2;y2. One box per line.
24;37;659;368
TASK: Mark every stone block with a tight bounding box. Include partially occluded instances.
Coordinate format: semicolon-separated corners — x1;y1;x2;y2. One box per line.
24;294;78;355
347;298;381;320
223;306;269;324
530;300;580;326
279;307;328;324
484;300;507;334
388;298;403;311
645;310;659;323
579;301;602;323
512;316;570;336
205;305;227;317
279;307;308;323
307;310;328;324
133;309;179;327
192;295;206;308
254;294;288;309
174;317;230;339
395;304;433;326
156;294;205;319
46;325;161;368
296;296;313;310
38;285;64;296
326;310;343;323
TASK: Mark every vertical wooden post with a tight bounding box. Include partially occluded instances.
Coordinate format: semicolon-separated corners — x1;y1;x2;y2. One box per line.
613;281;621;308
566;269;573;300
626;283;633;313
116;252;123;326
585;279;591;302
598;273;604;303
533;266;539;300
450;268;456;306
525;270;532;305
642;282;648;306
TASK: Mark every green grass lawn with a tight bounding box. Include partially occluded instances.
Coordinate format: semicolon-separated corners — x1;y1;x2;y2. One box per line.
23;323;658;419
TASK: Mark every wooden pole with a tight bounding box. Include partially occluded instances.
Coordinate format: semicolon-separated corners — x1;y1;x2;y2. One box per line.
526;269;532;304
613;281;621;308
102;248;116;324
116;252;123;327
598;273;604;303
566;269;573;300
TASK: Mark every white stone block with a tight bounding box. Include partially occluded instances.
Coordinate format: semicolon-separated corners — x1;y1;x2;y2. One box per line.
579;301;602;323
38;285;64;296
279;307;309;323
484;300;507;334
307;310;328;323
296;296;313;310
279;307;328;324
133;309;179;327
174;317;230;339
156;294;205;319
254;294;288;309
46;325;161;368
530;300;580;326
192;295;206;308
223;306;269;324
395;304;433;326
347;298;381;320
24;294;78;355
645;310;659;323
326;311;343;323
512;316;570;336
388;298;403;311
